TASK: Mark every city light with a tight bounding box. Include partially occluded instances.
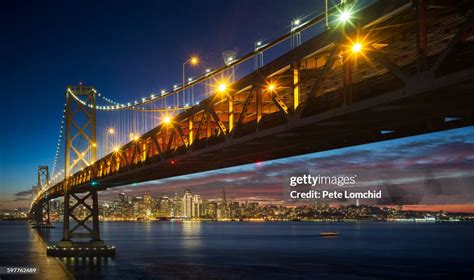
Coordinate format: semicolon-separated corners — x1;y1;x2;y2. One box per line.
113;145;120;153
293;19;301;26
108;128;115;135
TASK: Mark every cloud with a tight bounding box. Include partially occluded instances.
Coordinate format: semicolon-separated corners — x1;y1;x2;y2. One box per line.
15;189;32;197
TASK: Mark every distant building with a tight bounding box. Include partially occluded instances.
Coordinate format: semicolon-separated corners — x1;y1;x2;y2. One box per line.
192;194;203;218
182;190;193;218
218;187;229;219
158;195;171;217
206;201;218;219
172;192;182;217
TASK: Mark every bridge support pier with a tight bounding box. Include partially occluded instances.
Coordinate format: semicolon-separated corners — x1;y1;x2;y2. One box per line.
31;201;54;229
47;189;115;257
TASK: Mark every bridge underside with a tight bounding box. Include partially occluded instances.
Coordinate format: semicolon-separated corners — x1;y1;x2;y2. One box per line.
32;0;474;202
100;72;474;188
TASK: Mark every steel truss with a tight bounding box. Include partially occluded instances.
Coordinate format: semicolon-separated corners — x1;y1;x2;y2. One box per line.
31;0;474;226
61;85;102;245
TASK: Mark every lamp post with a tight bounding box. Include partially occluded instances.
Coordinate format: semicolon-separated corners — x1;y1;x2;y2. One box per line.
105;127;115;155
182;56;199;108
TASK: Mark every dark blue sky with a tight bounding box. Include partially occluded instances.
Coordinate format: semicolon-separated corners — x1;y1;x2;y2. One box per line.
1;1;473;210
0;0;323;201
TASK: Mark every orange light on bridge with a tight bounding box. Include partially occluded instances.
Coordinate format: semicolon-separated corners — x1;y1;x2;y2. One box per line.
129;133;139;141
162;115;172;125
190;56;199;66
217;82;228;94
266;81;278;93
113;145;120;153
352;42;362;53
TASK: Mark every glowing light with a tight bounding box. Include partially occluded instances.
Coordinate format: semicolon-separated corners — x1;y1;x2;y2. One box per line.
113;146;120;153
352;42;362;53
108;128;115;135
217;82;228;94
339;10;352;23
190;56;199;65
163;116;172;124
267;83;277;92
293;19;301;26
206;68;211;73
129;133;140;141
256;41;262;46
171;160;175;165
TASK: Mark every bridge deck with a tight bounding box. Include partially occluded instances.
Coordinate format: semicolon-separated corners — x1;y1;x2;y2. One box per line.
32;0;474;211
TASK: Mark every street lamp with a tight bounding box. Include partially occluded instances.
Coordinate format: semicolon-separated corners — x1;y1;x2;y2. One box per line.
105;127;115;155
217;82;228;95
163;115;172;125
339;10;352;23
352;42;362;53
183;56;199;107
267;82;277;92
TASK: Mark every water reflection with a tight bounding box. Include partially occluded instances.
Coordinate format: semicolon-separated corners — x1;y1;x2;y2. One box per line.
61;255;115;275
181;221;202;249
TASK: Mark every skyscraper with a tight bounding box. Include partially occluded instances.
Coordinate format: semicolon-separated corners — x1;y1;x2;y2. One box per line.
158;195;171;217
192;194;203;218
172;191;182;218
218;187;229;219
182;190;193;218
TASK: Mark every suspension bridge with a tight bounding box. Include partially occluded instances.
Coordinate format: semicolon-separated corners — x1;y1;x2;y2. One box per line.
29;0;474;257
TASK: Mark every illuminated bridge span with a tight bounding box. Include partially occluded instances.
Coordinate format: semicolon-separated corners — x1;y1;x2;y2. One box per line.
30;0;474;257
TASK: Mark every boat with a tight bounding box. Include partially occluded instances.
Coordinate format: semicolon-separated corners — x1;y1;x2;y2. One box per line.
319;232;340;237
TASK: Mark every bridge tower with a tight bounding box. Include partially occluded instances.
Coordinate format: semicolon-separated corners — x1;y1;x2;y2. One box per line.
48;84;114;257
37;165;49;188
32;166;53;228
